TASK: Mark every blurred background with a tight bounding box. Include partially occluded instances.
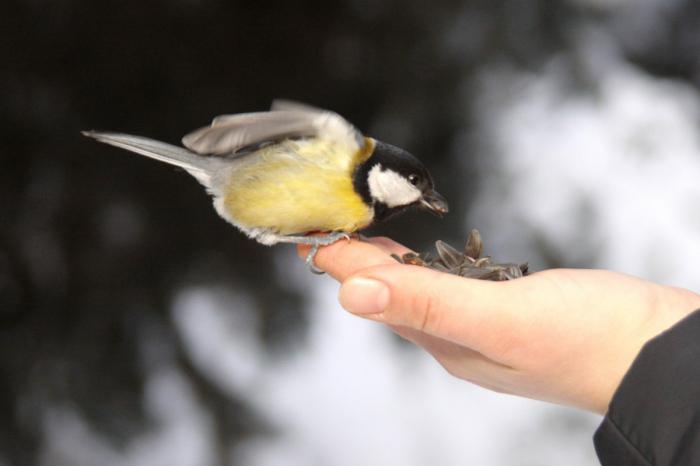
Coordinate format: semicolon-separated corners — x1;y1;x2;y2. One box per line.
3;0;700;465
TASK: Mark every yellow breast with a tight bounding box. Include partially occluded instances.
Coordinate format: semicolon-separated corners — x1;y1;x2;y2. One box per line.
221;138;374;235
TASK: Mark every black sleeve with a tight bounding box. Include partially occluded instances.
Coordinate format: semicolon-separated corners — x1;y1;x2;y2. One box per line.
594;308;700;466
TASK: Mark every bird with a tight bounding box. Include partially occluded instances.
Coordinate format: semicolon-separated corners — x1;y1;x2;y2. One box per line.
82;100;448;272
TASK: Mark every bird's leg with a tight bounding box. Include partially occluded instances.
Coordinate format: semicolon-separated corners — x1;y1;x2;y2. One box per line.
276;232;352;274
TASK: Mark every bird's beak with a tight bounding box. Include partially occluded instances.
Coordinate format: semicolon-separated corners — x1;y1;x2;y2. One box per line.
420;189;449;217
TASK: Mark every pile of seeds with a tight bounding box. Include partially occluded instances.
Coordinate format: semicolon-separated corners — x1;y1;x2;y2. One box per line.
391;229;529;281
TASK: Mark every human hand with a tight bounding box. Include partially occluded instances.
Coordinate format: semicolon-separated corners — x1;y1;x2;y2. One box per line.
299;237;700;414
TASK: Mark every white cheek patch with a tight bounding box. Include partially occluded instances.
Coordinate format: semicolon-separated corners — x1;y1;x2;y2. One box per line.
367;165;422;207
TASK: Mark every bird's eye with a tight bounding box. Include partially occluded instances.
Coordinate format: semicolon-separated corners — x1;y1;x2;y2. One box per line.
408;174;420;186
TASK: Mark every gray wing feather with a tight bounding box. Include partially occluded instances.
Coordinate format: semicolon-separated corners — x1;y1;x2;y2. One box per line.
270;99;325;113
182;101;365;156
182;110;318;155
271;100;366;150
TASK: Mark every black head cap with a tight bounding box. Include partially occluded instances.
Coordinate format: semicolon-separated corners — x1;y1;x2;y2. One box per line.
353;139;448;222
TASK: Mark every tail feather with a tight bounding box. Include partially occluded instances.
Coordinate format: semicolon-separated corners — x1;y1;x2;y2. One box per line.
82;131;216;187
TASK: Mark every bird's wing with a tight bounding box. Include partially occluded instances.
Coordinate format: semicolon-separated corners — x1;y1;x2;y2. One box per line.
269;99;324;113
182;101;364;156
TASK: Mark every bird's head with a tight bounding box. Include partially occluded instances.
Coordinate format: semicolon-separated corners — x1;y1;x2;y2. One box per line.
354;139;448;222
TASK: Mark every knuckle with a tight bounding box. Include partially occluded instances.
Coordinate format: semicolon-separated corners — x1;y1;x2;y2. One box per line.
315;238;345;263
409;290;442;334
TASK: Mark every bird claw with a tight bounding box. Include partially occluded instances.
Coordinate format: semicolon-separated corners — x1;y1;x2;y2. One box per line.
305;244;325;274
287;231;352;274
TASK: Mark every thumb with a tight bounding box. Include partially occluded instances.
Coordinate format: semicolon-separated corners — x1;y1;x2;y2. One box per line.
338;263;519;355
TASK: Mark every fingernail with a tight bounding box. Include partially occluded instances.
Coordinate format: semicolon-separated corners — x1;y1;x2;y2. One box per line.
339;277;390;315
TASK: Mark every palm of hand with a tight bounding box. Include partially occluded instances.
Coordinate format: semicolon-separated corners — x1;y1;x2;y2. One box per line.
301;237;700;413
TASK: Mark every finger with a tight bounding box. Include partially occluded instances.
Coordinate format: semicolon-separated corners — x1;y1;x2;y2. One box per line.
366;236;413;256
391;325;489;363
389;325;515;393
296;237;404;281
390;325;513;371
296;236;410;260
338;263;531;360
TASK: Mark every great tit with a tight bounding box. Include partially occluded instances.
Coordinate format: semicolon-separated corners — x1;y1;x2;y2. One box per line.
83;100;448;271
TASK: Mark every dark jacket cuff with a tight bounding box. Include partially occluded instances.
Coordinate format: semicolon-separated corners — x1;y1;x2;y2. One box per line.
594;309;700;466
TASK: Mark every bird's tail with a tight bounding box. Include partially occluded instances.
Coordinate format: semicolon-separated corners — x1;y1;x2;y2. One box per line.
82;131;217;187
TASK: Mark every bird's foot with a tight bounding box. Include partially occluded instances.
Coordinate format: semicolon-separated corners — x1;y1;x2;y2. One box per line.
280;232;352;274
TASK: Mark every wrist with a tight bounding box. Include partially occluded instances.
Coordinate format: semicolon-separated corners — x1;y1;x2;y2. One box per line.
597;285;700;414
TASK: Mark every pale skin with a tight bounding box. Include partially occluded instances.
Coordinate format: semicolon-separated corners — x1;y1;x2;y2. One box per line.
299;237;700;414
